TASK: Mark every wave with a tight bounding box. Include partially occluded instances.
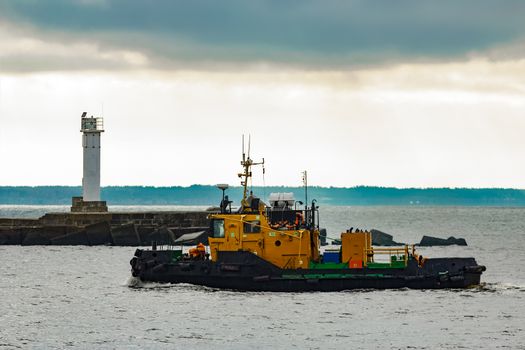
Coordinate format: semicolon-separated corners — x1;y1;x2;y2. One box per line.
124;277;219;292
466;282;525;293
125;276;173;289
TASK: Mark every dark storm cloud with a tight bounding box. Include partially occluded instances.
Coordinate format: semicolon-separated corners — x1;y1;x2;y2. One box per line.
1;0;525;71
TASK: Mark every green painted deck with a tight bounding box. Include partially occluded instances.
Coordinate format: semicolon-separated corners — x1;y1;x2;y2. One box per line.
309;262;348;269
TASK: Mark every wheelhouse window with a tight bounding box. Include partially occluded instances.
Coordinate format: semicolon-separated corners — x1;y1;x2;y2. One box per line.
243;221;261;233
212;219;225;238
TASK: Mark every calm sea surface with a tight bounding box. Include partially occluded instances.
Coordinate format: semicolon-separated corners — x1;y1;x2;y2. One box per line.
0;205;524;349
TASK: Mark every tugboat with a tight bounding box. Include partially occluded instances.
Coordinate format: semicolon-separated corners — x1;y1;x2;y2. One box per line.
130;150;486;291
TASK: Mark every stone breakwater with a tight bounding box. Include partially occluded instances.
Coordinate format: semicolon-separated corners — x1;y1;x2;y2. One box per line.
0;211;210;246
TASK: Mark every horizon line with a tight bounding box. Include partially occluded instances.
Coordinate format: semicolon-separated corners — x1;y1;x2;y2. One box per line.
1;185;524;191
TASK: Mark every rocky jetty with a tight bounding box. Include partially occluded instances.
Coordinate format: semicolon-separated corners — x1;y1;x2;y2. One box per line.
371;229;404;246
419;235;467;246
330;229;468;247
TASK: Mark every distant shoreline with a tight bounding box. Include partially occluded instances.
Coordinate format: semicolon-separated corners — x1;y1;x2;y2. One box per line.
1;186;525;206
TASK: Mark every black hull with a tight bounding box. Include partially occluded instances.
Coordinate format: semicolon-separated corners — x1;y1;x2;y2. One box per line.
130;250;485;292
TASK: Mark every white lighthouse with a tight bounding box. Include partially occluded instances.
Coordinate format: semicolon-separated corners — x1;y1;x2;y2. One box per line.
71;112;108;212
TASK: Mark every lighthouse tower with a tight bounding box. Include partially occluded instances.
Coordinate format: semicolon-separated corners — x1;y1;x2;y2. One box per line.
71;112;108;212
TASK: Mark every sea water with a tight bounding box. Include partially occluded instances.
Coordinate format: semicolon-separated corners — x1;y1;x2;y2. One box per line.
0;206;524;349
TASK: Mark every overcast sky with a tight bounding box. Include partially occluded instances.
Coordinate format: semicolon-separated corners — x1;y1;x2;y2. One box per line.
0;0;524;188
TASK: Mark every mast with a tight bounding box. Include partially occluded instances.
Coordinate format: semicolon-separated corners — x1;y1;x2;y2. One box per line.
302;170;308;210
238;135;264;211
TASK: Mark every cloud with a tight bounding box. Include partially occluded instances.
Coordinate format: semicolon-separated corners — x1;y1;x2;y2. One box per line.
1;62;524;187
0;22;149;72
1;0;525;72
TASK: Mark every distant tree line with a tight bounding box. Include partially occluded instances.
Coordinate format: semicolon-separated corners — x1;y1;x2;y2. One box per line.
1;186;525;206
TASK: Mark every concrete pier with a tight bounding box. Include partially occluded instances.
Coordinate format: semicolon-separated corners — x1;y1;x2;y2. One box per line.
0;112;215;246
0;211;211;246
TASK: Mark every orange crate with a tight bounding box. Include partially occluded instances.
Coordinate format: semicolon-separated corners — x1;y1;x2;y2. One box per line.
349;260;363;269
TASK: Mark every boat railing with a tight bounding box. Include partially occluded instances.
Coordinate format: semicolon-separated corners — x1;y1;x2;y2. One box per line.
150;242;180;251
365;245;410;266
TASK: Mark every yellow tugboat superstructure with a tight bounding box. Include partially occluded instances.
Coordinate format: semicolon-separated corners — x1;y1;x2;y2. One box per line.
208;146;321;269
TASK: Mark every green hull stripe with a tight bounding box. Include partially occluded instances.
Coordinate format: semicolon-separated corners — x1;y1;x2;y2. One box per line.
281;273;386;279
